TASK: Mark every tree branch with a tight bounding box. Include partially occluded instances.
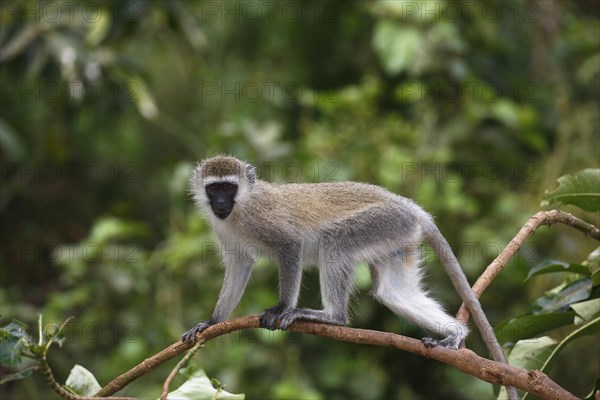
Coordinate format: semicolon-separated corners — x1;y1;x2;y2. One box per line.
456;210;600;323
94;210;595;399
95;315;577;400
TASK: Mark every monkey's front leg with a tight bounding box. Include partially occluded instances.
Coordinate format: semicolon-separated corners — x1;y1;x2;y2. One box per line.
263;253;353;330
260;247;303;330
182;259;253;344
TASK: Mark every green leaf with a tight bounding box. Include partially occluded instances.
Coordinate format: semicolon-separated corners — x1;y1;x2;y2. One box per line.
0;320;30;367
522;317;600;400
592;269;600;287
157;233;213;272
526;260;590;281
541;169;600;212
165;369;244;400
570;298;600;322
85;9;111;46
583;377;600;400
65;365;102;396
495;312;575;345
586;247;599;269
507;336;558;371
503;336;558;400
128;76;159;120
0;119;25;161
88;217;149;245
532;278;592;314
0;320;29;341
372;22;426;76
586;248;599;287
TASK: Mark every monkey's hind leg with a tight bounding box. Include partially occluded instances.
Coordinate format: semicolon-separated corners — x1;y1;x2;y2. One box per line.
369;252;469;350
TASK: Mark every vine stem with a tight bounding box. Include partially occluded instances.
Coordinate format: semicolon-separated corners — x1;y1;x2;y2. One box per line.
159;340;203;400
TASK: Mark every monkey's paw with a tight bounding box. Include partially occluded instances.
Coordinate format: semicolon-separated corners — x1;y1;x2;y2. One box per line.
181;320;213;344
278;309;302;330
278;309;348;330
421;334;461;350
421;337;439;348
259;304;288;330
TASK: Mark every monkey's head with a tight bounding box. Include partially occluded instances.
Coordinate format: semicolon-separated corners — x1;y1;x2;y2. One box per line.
191;156;257;220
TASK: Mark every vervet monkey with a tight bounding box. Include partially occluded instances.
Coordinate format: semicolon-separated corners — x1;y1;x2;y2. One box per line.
182;155;508;366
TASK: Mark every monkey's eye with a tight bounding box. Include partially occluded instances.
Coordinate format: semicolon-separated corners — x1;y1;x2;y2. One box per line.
223;183;235;192
206;183;220;194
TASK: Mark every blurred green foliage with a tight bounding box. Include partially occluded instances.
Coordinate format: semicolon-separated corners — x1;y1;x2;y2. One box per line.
1;1;598;399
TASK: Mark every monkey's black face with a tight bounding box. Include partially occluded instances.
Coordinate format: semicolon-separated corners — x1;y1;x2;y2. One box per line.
205;182;238;219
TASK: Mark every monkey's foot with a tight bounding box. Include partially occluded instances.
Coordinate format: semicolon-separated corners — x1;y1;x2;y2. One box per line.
260;306;348;330
421;334;461;350
259;304;289;330
181;320;213;344
278;309;348;330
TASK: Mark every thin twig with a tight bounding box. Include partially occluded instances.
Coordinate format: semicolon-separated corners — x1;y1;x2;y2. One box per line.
95;315;576;400
39;354;134;400
456;210;600;323
160;340;204;400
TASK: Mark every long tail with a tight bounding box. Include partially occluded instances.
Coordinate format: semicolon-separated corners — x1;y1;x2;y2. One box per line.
422;219;508;365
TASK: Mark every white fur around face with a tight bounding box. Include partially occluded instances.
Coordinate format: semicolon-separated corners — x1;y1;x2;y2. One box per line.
203;175;240;185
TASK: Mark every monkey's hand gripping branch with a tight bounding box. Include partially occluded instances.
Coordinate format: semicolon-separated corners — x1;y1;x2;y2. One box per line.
181;320;213;344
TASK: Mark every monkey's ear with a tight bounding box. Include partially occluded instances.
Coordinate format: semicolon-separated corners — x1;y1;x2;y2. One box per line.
245;163;257;185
